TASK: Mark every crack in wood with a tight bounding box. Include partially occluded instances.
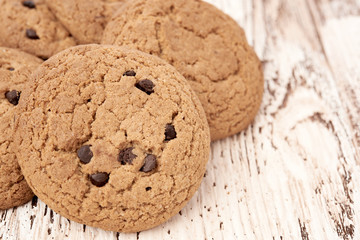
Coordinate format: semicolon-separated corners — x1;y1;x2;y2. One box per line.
298;219;310;240
49;210;54;224
341;168;354;204
30;215;35;229
31;196;38;209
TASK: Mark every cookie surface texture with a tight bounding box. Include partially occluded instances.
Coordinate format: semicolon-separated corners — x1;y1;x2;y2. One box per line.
102;0;264;141
45;0;125;44
0;0;76;58
15;45;210;232
0;47;42;210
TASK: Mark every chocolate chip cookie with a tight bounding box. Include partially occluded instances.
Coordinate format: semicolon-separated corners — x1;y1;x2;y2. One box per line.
0;0;76;59
0;47;42;210
102;0;264;141
45;0;125;44
14;45;210;232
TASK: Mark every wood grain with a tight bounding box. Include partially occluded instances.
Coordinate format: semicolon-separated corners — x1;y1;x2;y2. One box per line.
1;0;359;239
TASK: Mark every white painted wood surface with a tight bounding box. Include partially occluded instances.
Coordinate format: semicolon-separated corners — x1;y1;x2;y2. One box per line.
1;0;360;239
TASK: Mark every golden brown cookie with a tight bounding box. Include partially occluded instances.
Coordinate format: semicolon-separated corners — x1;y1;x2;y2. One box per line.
0;0;76;59
45;0;125;44
102;0;264;141
0;47;42;210
14;45;210;232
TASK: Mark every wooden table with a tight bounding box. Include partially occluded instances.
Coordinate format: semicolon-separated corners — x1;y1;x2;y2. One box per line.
1;0;359;239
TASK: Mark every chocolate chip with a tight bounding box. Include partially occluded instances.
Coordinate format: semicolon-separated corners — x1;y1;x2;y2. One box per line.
22;1;36;8
89;173;109;187
135;79;155;95
77;145;93;164
118;147;137;165
140;154;157;173
7;67;15;71
165;124;176;141
26;29;39;40
123;70;136;76
5;90;20;105
146;187;152;191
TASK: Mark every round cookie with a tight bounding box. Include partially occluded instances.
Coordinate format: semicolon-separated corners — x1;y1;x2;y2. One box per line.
102;0;264;141
0;0;76;59
45;0;126;44
14;45;210;232
0;47;42;210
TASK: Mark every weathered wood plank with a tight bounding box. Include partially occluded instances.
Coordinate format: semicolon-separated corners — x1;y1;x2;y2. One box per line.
307;0;360;161
250;0;360;239
0;0;359;239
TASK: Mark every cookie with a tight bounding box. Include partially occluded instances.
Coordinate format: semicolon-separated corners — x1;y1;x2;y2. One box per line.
45;0;125;44
0;47;42;210
102;0;264;141
14;45;210;232
0;0;76;59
